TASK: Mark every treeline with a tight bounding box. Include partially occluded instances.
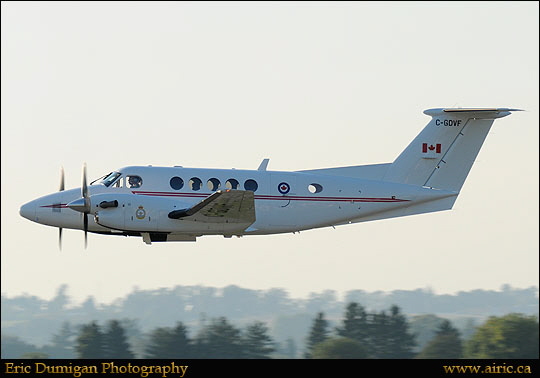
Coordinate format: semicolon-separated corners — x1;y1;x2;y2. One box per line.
305;304;539;359
3;317;275;359
2;284;538;348
2;303;538;359
75;318;274;359
306;304;415;358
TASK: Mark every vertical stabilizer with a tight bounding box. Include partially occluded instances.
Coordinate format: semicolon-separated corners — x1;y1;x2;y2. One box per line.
383;108;521;192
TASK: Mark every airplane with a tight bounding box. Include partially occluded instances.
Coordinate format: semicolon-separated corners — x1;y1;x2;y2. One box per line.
20;107;521;247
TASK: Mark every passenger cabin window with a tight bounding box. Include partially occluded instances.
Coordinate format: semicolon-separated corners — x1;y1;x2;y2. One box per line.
308;183;323;193
127;175;143;188
226;179;239;190
207;178;221;191
244;179;258;192
189;177;202;191
170;176;184;190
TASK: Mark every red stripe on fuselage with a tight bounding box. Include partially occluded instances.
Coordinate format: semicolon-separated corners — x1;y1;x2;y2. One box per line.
40;193;409;210
131;191;409;203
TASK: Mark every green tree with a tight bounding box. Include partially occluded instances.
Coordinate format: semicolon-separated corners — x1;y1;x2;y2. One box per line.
465;314;539;358
76;321;104;359
118;318;145;359
169;322;192;358
242;321;275;358
369;310;390;358
103;320;134;359
383;305;416;358
312;337;368;359
49;321;76;358
409;314;447;352
304;312;330;358
416;319;462;358
336;302;369;344
145;327;174;358
346;304;415;358
145;322;191;358
194;317;243;358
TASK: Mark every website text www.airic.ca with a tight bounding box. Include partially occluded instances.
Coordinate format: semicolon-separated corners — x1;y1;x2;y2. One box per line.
443;363;533;374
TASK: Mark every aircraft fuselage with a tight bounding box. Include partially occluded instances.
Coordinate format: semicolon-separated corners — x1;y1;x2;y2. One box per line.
20;165;456;239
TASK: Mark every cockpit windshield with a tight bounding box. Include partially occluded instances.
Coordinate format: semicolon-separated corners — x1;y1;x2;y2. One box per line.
91;172;122;187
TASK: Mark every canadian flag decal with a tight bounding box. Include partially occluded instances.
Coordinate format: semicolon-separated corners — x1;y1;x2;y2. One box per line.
422;143;441;154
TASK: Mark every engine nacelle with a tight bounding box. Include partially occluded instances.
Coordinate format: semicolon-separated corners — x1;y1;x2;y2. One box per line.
90;193;191;232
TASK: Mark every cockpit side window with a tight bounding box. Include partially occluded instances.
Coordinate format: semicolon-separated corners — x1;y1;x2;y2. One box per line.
127;175;143;188
99;172;122;187
113;177;124;188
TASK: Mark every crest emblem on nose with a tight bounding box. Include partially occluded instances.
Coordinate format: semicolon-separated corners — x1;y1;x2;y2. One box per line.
136;206;146;219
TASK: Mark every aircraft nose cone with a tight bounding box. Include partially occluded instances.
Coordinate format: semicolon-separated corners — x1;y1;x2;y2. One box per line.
20;201;37;221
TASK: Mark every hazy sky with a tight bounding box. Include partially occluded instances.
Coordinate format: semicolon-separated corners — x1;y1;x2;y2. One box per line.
2;1;538;305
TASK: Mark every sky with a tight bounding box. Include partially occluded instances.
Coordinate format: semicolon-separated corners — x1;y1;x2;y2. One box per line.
1;1;538;305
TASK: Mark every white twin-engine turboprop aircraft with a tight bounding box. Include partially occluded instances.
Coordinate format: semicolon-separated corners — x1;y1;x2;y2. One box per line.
20;108;520;247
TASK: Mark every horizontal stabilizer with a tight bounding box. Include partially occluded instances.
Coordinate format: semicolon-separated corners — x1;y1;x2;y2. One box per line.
424;108;522;119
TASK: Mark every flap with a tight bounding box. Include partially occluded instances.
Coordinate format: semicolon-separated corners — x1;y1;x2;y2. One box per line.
168;190;255;224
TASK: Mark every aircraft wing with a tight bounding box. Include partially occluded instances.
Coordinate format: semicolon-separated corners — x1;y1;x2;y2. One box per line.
168;190;255;225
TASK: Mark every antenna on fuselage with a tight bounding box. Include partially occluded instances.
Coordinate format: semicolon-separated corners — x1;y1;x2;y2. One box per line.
258;158;270;171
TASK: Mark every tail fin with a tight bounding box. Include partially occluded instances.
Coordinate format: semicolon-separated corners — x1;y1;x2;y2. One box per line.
384;108;521;192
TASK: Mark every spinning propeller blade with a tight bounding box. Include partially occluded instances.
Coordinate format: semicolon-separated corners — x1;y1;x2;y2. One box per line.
82;163;89;249
66;163;91;249
58;166;64;250
59;166;65;191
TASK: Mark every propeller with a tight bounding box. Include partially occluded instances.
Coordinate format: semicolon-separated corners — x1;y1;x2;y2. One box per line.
59;166;65;191
66;163;91;249
59;166;65;250
82;163;89;249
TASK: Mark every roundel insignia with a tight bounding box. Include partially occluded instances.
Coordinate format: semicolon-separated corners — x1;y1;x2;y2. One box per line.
135;206;146;220
278;182;290;194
